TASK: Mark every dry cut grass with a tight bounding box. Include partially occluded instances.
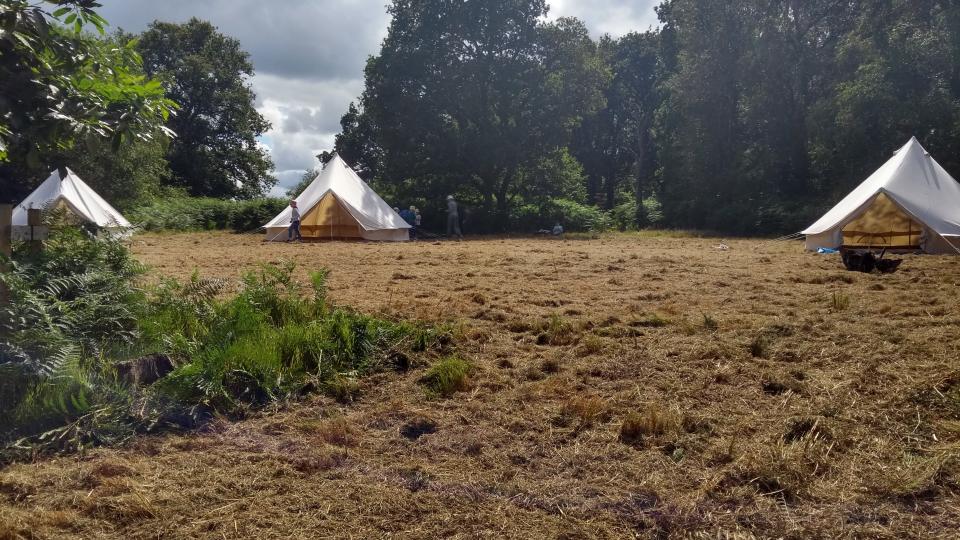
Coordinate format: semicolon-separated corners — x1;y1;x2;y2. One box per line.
1;231;959;539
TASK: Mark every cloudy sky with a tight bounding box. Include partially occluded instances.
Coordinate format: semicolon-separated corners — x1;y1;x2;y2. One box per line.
97;0;660;195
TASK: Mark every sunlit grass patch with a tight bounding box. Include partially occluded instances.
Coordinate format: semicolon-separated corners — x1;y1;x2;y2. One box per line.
420;357;471;398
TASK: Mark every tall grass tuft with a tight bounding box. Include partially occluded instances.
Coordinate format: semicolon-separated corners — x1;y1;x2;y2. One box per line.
420;357;471;398
830;291;851;311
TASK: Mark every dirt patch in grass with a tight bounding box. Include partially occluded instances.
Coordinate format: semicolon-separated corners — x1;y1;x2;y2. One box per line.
0;232;958;538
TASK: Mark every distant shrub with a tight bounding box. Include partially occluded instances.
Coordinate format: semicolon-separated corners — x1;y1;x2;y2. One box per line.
229;198;288;232
511;198;613;233
611;200;638;231
547;198;613;232
641;197;664;225
130;197;286;233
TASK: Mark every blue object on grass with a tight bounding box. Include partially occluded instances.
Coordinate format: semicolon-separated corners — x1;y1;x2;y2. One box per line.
817;247;839;254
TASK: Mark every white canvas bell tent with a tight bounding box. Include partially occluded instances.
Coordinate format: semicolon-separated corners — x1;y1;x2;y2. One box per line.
803;137;960;254
263;154;410;242
13;167;132;231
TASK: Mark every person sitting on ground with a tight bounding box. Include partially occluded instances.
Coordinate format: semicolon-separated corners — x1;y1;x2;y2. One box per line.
552;222;564;236
287;200;303;242
446;195;463;240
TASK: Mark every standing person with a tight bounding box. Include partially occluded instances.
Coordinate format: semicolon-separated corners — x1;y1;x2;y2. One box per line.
398;206;413;224
399;206;414;239
415;207;422;230
287;200;303;242
446;195;463;240
406;205;418;240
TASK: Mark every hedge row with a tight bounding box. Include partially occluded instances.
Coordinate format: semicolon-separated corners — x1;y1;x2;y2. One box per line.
129;198;287;233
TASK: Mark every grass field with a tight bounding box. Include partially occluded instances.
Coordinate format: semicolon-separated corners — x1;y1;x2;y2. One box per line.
2;232;959;539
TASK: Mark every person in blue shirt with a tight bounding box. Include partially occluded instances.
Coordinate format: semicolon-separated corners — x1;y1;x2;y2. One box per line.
399;205;417;239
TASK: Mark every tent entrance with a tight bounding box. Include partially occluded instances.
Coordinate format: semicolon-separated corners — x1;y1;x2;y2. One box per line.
842;193;922;249
299;192;363;240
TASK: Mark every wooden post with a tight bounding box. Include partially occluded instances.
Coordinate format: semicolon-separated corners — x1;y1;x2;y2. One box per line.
0;204;11;305
28;208;42;255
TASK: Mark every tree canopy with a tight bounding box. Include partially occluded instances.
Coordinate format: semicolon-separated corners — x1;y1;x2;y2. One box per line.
137;18;274;199
6;1;960;235
335;0;608;229
0;0;176;203
332;0;960;234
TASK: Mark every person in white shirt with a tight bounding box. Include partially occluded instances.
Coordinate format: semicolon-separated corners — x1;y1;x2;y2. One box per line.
446;195;463;239
287;200;303;242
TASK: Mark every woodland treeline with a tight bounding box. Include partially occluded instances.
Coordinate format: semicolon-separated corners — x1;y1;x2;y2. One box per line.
4;0;960;234
334;0;960;233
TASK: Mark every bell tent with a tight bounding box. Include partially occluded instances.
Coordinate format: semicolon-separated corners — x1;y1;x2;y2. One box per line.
264;154;410;242
13;167;132;231
803;137;960;254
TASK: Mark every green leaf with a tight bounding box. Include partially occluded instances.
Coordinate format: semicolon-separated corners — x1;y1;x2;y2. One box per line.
52;7;72;18
64;13;77;25
11;31;35;52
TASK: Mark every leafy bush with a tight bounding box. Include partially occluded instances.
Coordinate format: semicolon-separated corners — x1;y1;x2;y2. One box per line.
0;231;448;459
611;200;638;231
543;198;613;232
129;197;286;232
130;197;232;231
229;198;289;232
610;198;665;230
149;263;441;413
0;228;146;447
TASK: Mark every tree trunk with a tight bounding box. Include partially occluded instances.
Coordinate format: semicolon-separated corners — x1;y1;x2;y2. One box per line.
634;130;649;228
605;165;617;211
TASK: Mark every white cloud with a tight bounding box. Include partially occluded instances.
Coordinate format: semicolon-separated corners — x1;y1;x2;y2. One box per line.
98;0;390;80
252;74;362;188
549;0;660;37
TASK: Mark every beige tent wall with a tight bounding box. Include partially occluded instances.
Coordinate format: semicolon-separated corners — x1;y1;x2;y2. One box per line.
300;193;362;239
805;192;960;254
840;193;922;249
804;230;842;251
264;192;409;242
362;228;410;242
49;198;87;226
925;234;960;254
